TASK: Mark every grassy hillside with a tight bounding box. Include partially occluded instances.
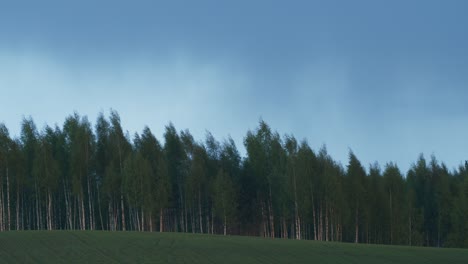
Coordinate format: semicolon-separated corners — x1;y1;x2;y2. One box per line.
0;231;466;263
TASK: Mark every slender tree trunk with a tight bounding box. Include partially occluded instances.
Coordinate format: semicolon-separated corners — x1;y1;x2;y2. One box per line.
21;190;25;230
184;202;188;233
39;189;43;230
319;204;322;241
261;202;266;237
48;189;52;230
198;189;203;234
223;208;227;235
160;208;164;232
108;200;113;231
134;207;140;231
269;185;275;239
63;181;69;229
312;196;317;240
81;194;86;230
0;182;4;231
355;201;359;243
438;212;441;247
325;202;329;242
87;174;93;230
120;194;125;231
174;210;178;232
141;208;145;232
178;187;183;233
206;207;211;234
150;212;153;232
409;213;412;246
190;207;195;233
293;168;300;240
389;190;392;244
97;188;104;230
211;208;214;234
6;167;10;231
115;200;119;231
34;178;39;230
330;207;334;241
85;140;94;230
16;185;20;230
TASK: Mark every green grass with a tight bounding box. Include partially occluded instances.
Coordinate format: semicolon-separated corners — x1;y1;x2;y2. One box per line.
0;231;466;263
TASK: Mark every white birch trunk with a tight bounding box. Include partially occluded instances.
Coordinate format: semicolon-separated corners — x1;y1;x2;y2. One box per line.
87;174;93;230
6;167;10;231
198;189;203;233
121;194;125;231
48;190;52;230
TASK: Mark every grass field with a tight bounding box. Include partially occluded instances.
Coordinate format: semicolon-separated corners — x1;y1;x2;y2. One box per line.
0;231;466;263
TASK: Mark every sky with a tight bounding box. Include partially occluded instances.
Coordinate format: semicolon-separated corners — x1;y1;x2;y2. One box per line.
1;0;468;173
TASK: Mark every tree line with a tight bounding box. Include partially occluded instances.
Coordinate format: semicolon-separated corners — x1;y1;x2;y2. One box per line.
0;111;467;248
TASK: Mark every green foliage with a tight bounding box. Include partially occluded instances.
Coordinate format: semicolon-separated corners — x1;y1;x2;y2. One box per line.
383;163;406;244
213;169;237;233
34;126;60;193
0;113;467;249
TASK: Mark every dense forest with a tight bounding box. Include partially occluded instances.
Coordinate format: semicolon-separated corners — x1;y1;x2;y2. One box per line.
0;110;467;248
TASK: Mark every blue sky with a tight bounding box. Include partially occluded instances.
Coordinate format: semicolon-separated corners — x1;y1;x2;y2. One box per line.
1;0;468;172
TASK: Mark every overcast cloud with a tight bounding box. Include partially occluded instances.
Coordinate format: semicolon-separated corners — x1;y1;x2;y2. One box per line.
1;0;468;172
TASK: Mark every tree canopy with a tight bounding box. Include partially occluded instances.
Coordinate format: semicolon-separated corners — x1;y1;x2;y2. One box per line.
0;112;466;248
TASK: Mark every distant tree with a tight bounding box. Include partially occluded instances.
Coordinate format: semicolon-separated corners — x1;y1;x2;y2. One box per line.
430;157;451;247
20;117;39;230
383;163;406;244
8;139;25;230
186;143;207;233
204;132;221;234
367;163;388;244
218;138;241;233
137;127;168;232
63;113;95;230
0;124;12;230
285;135;300;240
244;120;279;238
33;126;60;230
107;110;131;231
213;168;237;235
446;164;468;247
164;123;186;232
95;112;110;230
346;151;366;243
406;155;429;246
123;149;150;231
0;111;467;249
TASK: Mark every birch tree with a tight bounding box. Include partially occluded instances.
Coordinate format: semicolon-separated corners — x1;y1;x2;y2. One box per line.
33;126;60;230
0;124;11;230
213;169;236;235
347;151;366;243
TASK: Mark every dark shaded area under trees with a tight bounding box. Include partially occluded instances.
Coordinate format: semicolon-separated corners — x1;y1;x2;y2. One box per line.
0;111;467;248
